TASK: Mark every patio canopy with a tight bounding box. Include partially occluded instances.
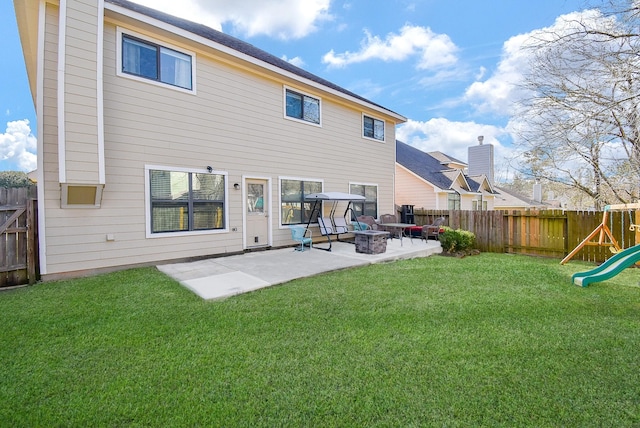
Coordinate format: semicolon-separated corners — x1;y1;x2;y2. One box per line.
304;192;366;201
303;192;366;251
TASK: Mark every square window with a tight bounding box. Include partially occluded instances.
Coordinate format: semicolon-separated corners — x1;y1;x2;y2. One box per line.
285;89;320;124
350;184;378;218
281;179;322;225
363;115;385;141
149;169;225;234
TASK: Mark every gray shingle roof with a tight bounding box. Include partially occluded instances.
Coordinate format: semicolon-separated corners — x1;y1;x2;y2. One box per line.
106;0;402;119
396;140;454;190
428;151;467;167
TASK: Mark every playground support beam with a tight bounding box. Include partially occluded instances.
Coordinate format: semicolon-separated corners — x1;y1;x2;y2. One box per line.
606;203;640;247
561;202;640;265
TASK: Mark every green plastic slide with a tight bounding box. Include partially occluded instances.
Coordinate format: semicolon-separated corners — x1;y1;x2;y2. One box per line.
572;244;640;287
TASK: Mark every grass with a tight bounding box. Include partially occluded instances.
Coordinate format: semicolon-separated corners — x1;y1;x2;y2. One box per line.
1;253;639;427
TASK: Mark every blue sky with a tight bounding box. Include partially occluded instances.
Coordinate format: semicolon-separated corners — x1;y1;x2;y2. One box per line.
1;0;588;177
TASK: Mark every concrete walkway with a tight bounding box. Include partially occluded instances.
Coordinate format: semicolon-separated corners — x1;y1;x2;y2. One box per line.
158;237;442;300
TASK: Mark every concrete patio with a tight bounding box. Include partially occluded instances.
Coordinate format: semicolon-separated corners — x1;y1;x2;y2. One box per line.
157;237;442;300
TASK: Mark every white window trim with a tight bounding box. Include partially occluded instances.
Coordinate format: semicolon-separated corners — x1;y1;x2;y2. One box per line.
278;176;324;228
349;181;379;220
116;27;197;95
283;86;322;128
362;113;386;142
144;164;228;238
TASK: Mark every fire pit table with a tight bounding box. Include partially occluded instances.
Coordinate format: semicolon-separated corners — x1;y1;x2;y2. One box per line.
353;230;390;254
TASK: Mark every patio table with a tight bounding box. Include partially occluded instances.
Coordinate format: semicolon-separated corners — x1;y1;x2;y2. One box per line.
378;222;415;246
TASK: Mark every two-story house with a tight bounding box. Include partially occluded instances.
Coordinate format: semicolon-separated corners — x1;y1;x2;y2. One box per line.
14;0;406;279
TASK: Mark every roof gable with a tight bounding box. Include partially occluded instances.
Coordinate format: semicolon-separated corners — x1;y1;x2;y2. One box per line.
467;175;495;194
444;170;473;193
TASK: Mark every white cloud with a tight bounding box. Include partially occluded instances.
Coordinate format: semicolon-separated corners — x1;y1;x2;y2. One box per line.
322;25;458;69
0;120;37;172
397;118;516;181
130;0;331;39
463;32;531;116
281;55;305;68
464;10;605;117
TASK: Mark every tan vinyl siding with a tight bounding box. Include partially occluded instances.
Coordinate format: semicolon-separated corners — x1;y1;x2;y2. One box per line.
38;7;400;276
62;0;100;184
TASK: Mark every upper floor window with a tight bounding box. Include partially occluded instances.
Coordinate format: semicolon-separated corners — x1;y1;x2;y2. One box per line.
121;33;193;90
285;88;320;125
363;115;385;141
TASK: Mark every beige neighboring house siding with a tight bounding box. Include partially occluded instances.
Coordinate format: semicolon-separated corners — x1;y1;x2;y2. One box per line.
460;194;477;211
395;164;438;209
24;0;403;277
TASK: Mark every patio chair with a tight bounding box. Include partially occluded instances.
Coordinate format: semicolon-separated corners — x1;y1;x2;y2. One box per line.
290;226;312;251
352;221;370;231
355;215;378;230
422;217;446;240
379;213;400;238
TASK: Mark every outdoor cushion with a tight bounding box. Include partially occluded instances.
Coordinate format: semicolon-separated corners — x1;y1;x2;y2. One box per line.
405;226;423;237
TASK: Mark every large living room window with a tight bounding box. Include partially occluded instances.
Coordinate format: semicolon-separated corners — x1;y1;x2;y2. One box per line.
363;115;385;141
281;178;322;225
349;183;378;218
121;32;193;90
148;167;226;234
285;88;321;125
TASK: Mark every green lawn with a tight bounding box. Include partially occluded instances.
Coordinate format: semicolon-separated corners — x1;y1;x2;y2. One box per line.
1;253;639;427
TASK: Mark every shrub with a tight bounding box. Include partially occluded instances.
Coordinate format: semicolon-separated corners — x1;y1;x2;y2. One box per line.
0;171;34;188
439;227;476;253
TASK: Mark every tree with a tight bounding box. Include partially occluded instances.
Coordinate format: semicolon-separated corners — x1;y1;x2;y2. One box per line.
0;171;34;188
512;1;640;209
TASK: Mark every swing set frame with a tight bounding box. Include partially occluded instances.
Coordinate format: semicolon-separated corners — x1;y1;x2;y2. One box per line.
560;203;640;265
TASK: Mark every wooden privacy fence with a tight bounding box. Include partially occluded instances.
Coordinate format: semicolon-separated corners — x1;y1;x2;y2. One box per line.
1;187;38;287
414;208;637;263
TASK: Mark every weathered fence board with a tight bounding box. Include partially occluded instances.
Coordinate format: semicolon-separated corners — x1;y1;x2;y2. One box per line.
0;187;38;287
413;208;637;263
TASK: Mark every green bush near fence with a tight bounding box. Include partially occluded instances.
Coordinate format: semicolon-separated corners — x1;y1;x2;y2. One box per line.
439;227;476;253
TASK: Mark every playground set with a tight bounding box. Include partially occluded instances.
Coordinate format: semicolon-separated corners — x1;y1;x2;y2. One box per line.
562;203;640;286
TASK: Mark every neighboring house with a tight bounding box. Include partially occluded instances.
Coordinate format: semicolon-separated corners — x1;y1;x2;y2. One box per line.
493;185;552;210
14;0;406;279
395;140;496;210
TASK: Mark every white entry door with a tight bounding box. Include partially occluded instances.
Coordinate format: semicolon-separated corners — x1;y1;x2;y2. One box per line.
245;179;269;248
